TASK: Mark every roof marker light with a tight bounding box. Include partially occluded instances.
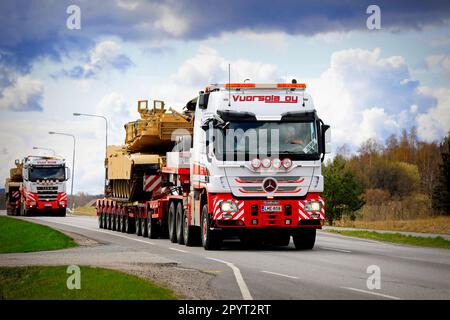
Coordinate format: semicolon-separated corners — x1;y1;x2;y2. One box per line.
272;158;282;169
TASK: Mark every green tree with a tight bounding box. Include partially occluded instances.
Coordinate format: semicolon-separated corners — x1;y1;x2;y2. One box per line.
432;134;450;215
323;156;365;225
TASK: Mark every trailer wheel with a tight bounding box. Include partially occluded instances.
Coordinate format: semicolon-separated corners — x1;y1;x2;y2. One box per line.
115;211;121;231
201;204;222;250
176;202;185;245
98;210;103;228
183;208;200;247
120;213;126;233
141;217;148;237
106;213;112;230
124;215;132;234
293;228;316;250
135;217;142;236
168;202;177;243
147;212;159;239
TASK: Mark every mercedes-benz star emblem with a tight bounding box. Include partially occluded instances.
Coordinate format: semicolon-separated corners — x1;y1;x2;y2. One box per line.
263;178;278;193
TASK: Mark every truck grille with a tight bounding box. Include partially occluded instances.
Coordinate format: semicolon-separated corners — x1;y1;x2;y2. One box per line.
37;186;58;201
240;185;300;193
236;176;302;183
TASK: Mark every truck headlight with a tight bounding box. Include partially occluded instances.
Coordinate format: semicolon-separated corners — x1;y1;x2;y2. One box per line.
304;201;321;212
220;201;238;213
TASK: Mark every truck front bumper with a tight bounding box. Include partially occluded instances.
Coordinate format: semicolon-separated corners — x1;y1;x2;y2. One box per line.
209;192;325;229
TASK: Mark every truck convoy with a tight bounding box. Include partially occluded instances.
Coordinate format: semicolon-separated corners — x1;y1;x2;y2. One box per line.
97;81;331;250
5;155;70;216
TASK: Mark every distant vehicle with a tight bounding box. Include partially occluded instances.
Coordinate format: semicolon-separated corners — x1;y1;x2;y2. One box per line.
5;155;70;216
96;81;331;250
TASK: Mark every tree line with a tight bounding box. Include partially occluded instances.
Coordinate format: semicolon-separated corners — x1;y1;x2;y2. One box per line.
323;128;450;224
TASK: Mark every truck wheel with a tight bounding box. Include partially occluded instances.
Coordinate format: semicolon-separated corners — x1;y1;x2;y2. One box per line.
168;202;177;243
59;208;67;217
6;207;11;216
201;204;222;250
141;217;148;237
176;202;184;245
135;217;142;236
147;214;159;239
293;229;316;250
183;208;200;247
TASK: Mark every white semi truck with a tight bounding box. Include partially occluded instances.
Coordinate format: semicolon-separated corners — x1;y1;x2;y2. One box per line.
97;81;331;250
5;155;70;216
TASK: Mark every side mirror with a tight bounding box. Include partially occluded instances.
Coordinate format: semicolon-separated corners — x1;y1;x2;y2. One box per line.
198;93;210;110
66;167;71;181
324;125;331;154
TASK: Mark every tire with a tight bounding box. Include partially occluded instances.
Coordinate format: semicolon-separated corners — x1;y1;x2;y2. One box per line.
6;207;11;216
141;217;148;237
102;210;107;228
201;204;222;250
106;213;111;230
293;228;316;250
116;212;121;232
183;208;200;247
120;214;126;233
168;202;177;243
175;202;184;245
124;215;133;234
135;217;142;236
58;208;67;217
112;211;117;231
147;210;159;239
21;203;28;216
98;211;103;228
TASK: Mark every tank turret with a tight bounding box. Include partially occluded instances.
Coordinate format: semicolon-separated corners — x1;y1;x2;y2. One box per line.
106;99;194;201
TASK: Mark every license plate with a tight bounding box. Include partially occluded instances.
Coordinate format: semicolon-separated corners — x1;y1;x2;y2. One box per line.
44;204;52;208
261;205;282;212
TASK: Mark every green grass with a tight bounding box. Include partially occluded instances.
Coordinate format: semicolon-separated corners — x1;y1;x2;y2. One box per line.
324;229;450;249
0;216;77;253
0;266;177;300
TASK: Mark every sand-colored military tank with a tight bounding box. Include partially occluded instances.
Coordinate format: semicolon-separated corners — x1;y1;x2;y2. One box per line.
106;99;194;201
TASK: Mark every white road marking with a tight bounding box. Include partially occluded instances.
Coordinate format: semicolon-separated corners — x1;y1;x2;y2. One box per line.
320;246;352;253
29;218;155;245
207;257;253;300
169;247;188;253
341;287;401;300
261;270;299;279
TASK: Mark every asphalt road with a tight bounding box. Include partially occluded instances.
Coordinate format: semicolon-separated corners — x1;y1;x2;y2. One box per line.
1;212;450;300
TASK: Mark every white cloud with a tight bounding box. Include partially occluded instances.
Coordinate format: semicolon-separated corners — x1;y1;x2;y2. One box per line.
149;46;280;108
153;4;189;37
0;75;44;111
308;48;425;148
416;87;450;141
63;40;132;79
426;54;450;74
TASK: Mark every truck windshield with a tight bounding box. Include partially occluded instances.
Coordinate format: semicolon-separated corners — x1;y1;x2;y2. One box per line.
29;166;65;182
208;121;320;161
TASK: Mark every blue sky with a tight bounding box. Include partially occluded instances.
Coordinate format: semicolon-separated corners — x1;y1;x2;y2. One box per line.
1;0;450;193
